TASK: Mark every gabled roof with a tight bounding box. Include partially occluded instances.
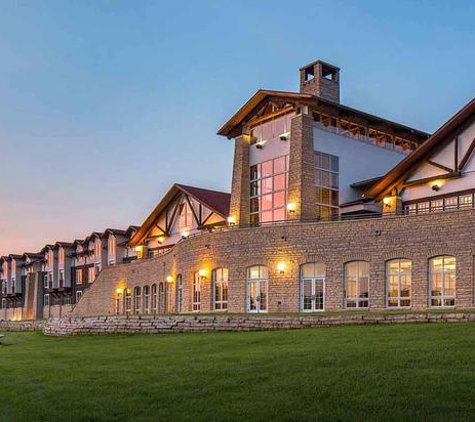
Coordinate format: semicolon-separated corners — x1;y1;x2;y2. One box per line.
101;228;127;238
130;183;230;247
366;96;475;200
217;89;429;141
53;241;74;249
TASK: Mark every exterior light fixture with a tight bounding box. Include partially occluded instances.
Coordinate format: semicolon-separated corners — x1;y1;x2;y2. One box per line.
116;288;123;295
227;216;236;226
431;181;443;192
279;132;290;142
157;236;166;244
166;275;173;283
256;140;266;149
198;269;208;279
286;203;297;214
134;246;142;252
277;262;286;275
383;197;391;208
181;231;190;239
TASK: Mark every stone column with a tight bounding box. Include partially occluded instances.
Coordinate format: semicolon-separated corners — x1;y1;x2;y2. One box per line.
288;113;315;221
229;135;250;226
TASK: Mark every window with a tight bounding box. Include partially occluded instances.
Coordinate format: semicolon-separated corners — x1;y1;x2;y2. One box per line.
212;268;229;311
250;155;289;224
250;113;292;144
43;294;50;307
44;273;49;289
404;193;475;215
247;266;268;313
179;201;194;228
88;266;95;283
76;268;83;285
300;262;326;312
315;151;339;220
192;273;201;312
108;236;116;256
59;248;65;265
151;284;157;313
429;256;456;307
143;286;150;314
59;269;64;284
386;259;411;308
75;290;82;303
176;275;182;313
134;286;141;314
159;282;167;313
345;261;369;308
124;289;132;313
94;241;101;258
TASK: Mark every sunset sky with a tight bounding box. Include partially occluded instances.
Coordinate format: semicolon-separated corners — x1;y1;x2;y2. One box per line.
1;0;475;255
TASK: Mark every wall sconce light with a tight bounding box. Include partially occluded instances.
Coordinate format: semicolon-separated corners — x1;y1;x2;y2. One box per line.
181;231;190;239
286;203;297;214
198;269;208;279
431;181;443;192
227;216;236;226
277;262;286;275
116;287;123;295
279;132;290;142
157;236;166;244
166;275;173;283
134;246;143;252
383;197;392;208
255;140;266;149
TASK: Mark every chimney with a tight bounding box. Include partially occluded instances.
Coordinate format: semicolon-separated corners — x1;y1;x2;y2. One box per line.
299;60;340;103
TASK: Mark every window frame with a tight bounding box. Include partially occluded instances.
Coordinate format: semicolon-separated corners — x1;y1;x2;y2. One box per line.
212;268;229;311
429;256;456;308
344;261;370;309
300;262;326;312
386;259;412;308
246;265;269;313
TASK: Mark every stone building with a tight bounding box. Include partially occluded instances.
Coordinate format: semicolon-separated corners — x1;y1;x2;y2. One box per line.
2;59;475;320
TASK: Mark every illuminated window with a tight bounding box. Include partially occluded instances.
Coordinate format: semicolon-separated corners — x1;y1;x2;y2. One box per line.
94;241;101;258
59;249;65;265
250;155;289;224
124;289;132;313
192;273;201;312
176;275;183;313
315;151;339;220
88;266;95;283
386;259;411;308
247;266;268;313
159;282;167;313
345;261;369;309
429;256;456;307
108;236;116;256
143;285;150;314
134;286;141;314
76;269;83;285
300;262;326;312
43;294;50;307
250;113;292;144
212;268;228;311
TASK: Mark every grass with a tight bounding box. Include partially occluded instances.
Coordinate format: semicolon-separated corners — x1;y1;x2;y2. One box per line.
1;324;475;421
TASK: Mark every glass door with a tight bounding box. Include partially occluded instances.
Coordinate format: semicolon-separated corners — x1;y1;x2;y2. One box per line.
247;279;268;313
301;278;325;312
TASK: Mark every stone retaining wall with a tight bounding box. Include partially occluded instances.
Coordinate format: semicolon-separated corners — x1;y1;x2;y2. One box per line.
0;320;45;332
44;312;475;336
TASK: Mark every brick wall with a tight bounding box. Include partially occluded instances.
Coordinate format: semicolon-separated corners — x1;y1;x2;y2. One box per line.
0;320;44;331
72;208;475;317
44;312;475;336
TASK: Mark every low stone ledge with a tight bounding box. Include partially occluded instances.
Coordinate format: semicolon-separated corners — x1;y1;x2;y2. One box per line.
41;312;475;336
0;320;45;332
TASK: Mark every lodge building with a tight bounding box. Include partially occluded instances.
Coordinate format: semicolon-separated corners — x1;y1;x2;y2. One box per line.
2;59;475;321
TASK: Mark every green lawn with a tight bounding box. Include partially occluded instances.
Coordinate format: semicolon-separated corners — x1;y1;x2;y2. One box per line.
1;324;475;421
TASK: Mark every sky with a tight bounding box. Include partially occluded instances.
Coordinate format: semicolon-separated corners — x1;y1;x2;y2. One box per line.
1;0;475;255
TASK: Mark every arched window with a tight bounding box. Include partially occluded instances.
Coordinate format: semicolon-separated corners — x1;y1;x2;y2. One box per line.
143;285;150;314
212;268;229;311
193;272;201;312
176;275;182;313
159;282;166;313
387;259;411;308
134;286;141;314
345;261;369;309
429;256;456;307
247;266;268;313
124;288;132;313
151;284;157;313
300;262;326;312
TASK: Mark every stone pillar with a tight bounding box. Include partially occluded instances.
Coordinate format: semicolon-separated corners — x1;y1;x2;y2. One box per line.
229;135;250;226
287;113;316;221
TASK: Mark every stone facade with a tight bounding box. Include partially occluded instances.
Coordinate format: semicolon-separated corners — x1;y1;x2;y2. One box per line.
44;312;475;336
0;320;44;331
72;208;475;317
